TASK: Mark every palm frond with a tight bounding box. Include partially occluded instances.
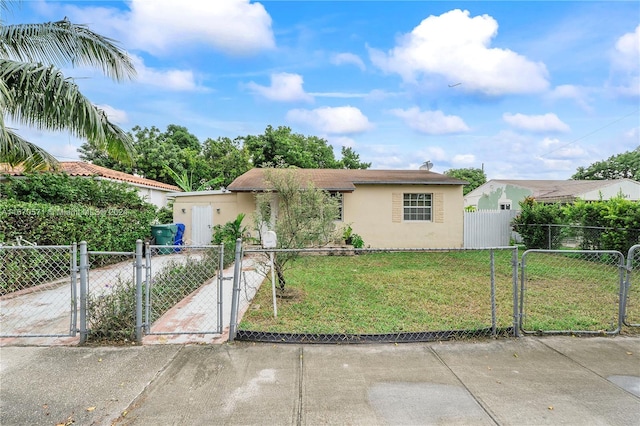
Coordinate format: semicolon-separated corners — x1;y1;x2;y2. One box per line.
1;59;134;164
0;18;135;81
0;125;59;170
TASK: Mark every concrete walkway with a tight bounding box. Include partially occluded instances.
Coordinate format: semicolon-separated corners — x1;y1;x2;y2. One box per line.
1;336;638;425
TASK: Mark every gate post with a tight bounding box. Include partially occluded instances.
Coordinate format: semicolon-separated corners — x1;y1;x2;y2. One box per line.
70;242;78;336
218;244;224;334
228;238;243;342
135;239;144;344
79;241;88;344
512;247;520;337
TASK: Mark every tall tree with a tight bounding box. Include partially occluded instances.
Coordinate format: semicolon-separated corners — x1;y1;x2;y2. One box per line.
0;4;136;170
339;146;371;169
202;136;251;187
572;148;640;181
80;124;210;186
241;125;369;169
443;167;487;195
242;125;340;168
254;167;339;292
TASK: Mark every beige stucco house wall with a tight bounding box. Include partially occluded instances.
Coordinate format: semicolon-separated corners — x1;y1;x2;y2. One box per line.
342;184;464;248
170;191;253;244
172;168;466;248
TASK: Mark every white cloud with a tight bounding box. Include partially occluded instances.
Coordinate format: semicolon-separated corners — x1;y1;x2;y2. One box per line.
130;55;201;91
95;104;128;124
624;127;640;139
452;154;476;166
286;106;373;134
613;24;640;70
547;85;593;112
609;25;640;97
130;0;274;55
420;146;448;162
390;107;470;134
331;53;366;71
539;138;586;159
309;92;367;99
368;9;549;96
503;113;570;133
246;73;314;102
59;0;275;56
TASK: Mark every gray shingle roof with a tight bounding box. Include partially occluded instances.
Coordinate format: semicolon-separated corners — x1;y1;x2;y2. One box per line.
227;168;467;192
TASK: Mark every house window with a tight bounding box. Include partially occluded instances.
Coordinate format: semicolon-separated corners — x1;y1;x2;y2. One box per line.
329;192;343;221
403;193;432;221
499;202;511;210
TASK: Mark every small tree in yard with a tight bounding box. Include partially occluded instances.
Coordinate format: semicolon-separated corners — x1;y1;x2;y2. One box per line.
254;168;339;293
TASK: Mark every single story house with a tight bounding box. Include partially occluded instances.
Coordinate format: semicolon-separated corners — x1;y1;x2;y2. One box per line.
1;161;181;208
464;179;640;210
170;168;467;248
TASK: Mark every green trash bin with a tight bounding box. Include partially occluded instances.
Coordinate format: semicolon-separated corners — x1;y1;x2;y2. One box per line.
151;224;178;254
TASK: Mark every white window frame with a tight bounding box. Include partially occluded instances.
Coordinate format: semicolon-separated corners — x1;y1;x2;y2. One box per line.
499;202;511;210
403;193;432;221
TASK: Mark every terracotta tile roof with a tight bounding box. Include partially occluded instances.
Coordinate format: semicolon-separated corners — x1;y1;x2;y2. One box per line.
489;179;634;202
227;168;467;192
1;161;181;192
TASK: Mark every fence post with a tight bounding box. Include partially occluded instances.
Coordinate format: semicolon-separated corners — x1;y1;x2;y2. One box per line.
490;249;496;337
145;242;151;332
135;239;144;344
218;243;224;334
70;243;78;336
79;241;88;344
228;238;243;342
512;247;520;337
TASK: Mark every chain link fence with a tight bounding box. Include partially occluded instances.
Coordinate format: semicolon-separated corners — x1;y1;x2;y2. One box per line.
0;244;77;338
624;244;640;327
144;244;225;336
520;249;625;335
85;249;137;343
513;224;640;252
231;246;518;343
4;240;639;344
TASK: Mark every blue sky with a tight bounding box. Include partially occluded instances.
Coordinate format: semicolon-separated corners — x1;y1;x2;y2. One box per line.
8;0;640;179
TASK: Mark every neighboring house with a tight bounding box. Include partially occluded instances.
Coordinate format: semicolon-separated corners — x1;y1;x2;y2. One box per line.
0;161;181;208
170;168;467;248
464;179;640;210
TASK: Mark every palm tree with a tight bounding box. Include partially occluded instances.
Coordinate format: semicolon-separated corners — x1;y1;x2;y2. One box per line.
0;3;136;170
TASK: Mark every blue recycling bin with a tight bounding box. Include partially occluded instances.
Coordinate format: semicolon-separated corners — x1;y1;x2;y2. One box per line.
174;223;185;251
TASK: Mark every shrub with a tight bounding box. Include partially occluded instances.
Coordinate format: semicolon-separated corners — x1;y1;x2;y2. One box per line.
87;278;137;343
212;213;246;266
0;199;156;251
512;197;565;249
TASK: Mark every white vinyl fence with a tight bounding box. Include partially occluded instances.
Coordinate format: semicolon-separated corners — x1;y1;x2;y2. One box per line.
464;210;520;248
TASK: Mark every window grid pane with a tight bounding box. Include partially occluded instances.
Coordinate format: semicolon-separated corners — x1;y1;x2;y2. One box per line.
403;193;432;221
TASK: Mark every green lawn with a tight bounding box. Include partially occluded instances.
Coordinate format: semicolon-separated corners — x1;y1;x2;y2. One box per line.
239;250;516;334
239;249;630;335
520;251;625;333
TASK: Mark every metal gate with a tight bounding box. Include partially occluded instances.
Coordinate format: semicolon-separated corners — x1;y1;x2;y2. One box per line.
144;244;225;336
84;247;137;342
623;244;640;327
0;244;78;338
519;249;625;335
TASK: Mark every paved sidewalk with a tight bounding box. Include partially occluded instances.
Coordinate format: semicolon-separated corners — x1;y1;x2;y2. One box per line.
1;336;639;425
